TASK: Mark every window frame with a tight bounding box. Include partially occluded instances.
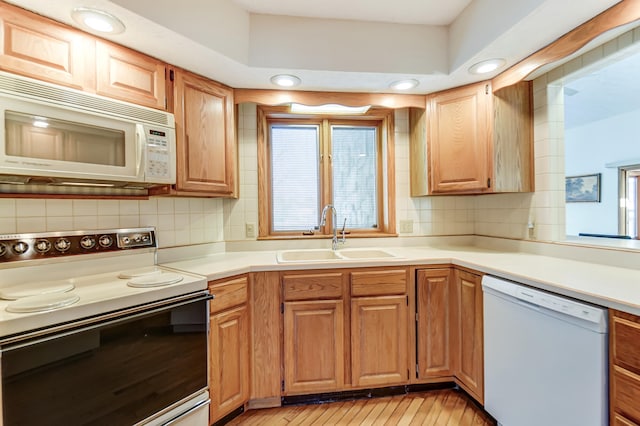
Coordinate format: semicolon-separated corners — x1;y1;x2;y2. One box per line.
257;105;396;239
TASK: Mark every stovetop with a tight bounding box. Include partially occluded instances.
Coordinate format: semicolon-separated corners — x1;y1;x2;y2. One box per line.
0;228;207;340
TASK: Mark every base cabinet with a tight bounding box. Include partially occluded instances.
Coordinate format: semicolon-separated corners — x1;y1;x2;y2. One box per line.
283;300;345;394
351;295;408;387
610;310;640;425
416;268;455;379
209;276;250;423
454;269;484;403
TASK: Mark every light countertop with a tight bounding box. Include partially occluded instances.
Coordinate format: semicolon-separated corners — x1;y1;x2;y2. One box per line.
161;244;640;316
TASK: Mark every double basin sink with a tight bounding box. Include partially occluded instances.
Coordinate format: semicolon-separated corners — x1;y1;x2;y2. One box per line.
276;248;397;263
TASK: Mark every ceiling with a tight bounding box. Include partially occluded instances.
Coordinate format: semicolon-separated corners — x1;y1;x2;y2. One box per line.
565;46;640;129
6;0;622;94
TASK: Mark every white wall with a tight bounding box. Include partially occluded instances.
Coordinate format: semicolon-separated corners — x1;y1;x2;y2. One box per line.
565;110;640;236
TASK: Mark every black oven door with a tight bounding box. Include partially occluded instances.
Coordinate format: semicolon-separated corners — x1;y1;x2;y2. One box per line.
1;293;210;426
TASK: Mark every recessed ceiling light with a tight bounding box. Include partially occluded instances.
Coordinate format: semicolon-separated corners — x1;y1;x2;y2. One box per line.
270;74;301;88
71;8;125;34
468;58;506;75
290;103;370;115
389;79;419;91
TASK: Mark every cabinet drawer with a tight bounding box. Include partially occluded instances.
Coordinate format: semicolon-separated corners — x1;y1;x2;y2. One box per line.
614;414;639;426
350;270;407;297
283;272;344;301
209;276;248;313
612;312;640;375
612;365;640;424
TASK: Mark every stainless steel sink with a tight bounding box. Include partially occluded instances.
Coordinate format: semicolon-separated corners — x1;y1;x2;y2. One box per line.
276;248;396;263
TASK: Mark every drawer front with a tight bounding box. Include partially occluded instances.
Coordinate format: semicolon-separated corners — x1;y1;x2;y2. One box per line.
283;272;344;301
612;365;640;424
612;313;640;375
350;269;407;297
614;414;639;426
209;276;249;313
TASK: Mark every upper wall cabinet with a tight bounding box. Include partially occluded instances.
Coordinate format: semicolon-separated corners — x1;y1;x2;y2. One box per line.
0;2;93;90
168;69;237;197
410;81;533;195
95;41;166;110
0;2;167;111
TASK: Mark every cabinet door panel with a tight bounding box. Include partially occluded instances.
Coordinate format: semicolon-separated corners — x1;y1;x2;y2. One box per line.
283;300;344;394
0;3;90;90
455;269;484;403
175;71;236;195
428;83;491;193
416;268;454;378
210;305;250;422
96;41;166;110
351;296;408;387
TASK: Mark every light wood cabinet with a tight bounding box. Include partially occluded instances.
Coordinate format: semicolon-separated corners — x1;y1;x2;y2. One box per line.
209;275;250;423
166;69;237;197
0;1;92;90
95;41;166;110
610;310;640;425
454;269;484;403
282;271;346;395
416;268;455;379
350;269;409;388
283;300;345;394
410;80;532;195
0;2;169;110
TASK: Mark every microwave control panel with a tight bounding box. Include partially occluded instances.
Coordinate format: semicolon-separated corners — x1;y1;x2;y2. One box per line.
145;128;172;180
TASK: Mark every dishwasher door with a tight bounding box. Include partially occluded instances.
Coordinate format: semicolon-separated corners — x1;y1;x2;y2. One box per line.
482;276;608;426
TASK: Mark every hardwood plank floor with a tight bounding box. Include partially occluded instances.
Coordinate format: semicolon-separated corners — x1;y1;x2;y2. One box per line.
226;390;495;426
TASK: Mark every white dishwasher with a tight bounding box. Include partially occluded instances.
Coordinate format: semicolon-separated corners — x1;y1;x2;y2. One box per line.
482;275;608;426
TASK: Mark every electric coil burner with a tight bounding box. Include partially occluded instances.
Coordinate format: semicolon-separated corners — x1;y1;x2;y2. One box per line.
0;228;211;426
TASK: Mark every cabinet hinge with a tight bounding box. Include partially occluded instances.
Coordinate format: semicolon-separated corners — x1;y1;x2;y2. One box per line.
406;295;409;306
415;312;419;322
169;69;175;82
487;178;491;188
280;303;284;314
485;84;490;95
408;369;410;380
416;364;420;378
281;380;285;392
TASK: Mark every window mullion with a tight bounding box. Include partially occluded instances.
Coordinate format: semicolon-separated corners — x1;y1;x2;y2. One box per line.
320;119;333;235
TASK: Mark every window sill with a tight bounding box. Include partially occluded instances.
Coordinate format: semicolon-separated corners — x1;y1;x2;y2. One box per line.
257;232;399;240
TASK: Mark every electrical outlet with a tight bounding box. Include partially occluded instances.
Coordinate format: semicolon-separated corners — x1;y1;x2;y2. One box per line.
399;220;413;233
245;223;256;238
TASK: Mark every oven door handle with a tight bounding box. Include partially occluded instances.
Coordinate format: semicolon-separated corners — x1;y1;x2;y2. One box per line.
1;291;213;349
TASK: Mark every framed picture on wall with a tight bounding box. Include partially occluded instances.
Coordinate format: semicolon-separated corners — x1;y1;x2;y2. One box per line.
566;173;601;202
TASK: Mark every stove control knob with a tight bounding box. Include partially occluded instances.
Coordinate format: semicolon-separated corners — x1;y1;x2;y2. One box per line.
98;235;113;248
35;239;52;253
13;241;29;254
80;236;96;249
54;238;71;252
0;243;6;257
121;236;131;245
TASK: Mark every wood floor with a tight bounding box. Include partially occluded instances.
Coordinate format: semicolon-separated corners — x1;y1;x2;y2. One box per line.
226;389;496;425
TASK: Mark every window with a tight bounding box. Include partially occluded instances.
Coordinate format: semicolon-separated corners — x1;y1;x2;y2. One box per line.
257;106;396;238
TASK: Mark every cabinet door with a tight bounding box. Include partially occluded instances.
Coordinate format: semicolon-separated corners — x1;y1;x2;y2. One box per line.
0;2;91;90
427;82;491;193
283;300;345;395
174;70;236;195
416;268;455;379
454;269;484;403
95;41;166;110
210;304;250;422
351;295;408;387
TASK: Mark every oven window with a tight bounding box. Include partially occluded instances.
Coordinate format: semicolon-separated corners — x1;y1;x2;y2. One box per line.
1;298;208;426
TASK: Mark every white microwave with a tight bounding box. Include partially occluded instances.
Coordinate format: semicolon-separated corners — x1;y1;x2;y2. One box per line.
0;71;176;189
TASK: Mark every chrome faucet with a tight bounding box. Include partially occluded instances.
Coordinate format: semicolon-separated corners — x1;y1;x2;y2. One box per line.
320;204;346;250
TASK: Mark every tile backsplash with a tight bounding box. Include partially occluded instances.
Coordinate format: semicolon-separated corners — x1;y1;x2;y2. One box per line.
0;197;224;248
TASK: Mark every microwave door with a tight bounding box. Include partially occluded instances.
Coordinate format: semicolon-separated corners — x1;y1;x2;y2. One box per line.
0;98;142;183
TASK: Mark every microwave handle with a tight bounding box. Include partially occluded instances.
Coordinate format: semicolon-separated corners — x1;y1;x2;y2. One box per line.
135;124;145;177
